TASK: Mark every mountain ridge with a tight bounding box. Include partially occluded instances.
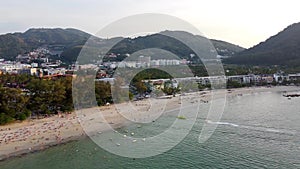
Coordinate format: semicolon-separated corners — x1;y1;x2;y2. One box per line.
0;28;244;63
225;22;300;66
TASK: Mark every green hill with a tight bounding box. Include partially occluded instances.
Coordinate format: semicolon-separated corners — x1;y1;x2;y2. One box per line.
210;39;245;57
0;28;244;63
105;31;244;62
0;28;91;60
225;22;300;66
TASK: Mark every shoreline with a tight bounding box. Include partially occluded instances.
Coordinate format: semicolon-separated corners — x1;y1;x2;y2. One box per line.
0;134;87;162
0;85;299;162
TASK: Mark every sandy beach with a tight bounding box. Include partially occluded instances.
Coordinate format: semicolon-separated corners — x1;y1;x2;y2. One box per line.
0;86;299;161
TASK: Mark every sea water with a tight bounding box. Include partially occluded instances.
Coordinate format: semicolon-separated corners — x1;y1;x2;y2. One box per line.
1;90;300;168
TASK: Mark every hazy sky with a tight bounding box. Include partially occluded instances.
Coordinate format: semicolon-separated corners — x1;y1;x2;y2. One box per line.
1;0;300;48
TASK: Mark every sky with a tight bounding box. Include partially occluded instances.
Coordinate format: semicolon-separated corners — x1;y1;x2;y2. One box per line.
1;0;300;48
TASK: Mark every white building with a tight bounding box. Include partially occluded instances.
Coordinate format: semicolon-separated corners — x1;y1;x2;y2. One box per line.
288;73;300;81
0;62;31;74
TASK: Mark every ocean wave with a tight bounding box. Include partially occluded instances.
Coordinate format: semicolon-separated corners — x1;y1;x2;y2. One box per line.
206;120;239;127
205;120;296;135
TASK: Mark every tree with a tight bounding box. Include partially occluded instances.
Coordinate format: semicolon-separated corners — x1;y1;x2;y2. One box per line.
134;80;147;95
95;81;112;106
48;79;66;113
26;78;67;116
26;79;52;116
0;86;30;124
60;77;74;112
163;80;180;96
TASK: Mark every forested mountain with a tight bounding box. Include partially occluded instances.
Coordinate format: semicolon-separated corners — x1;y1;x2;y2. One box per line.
210;39;245;57
106;31;244;61
4;22;300;67
0;28;244;63
0;28;91;60
225;22;300;66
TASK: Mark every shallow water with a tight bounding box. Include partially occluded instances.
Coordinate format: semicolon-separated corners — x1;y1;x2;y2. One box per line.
1;90;300;168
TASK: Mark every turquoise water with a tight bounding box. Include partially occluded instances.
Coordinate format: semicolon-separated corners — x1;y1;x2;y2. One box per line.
1;90;300;168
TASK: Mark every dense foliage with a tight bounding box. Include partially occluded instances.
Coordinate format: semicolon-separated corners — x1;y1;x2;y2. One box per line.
223;64;300;76
0;74;113;125
0;86;30;124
